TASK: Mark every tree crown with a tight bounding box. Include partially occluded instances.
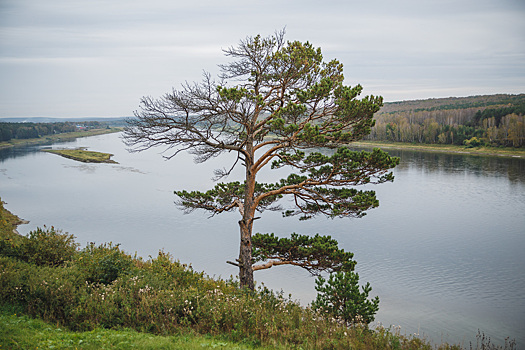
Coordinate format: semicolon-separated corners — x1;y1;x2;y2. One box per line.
124;31;399;289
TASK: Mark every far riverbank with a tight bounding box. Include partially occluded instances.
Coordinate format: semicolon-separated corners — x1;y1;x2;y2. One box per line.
352;140;525;158
0;127;122;150
2;127;524;159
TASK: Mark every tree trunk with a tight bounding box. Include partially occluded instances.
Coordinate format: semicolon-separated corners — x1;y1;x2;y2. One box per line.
238;139;256;290
238;217;254;289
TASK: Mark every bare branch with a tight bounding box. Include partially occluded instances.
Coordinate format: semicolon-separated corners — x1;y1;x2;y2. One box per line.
252;260;303;271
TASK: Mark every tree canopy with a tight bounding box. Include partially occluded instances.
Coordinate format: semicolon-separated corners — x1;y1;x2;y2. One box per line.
124;30;399;290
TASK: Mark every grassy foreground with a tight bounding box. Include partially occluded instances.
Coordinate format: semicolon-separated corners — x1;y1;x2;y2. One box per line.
43;148;118;164
0;305;260;350
0;199;515;350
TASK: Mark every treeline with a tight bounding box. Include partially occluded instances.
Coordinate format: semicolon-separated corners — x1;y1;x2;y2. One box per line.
0;121;107;142
366;94;525;147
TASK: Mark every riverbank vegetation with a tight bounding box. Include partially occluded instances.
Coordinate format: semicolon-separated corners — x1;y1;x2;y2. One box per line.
351;140;525;158
43;148;118;163
0;199;517;349
366;94;525;148
0;307;259;350
0;122;122;149
0;121;109;142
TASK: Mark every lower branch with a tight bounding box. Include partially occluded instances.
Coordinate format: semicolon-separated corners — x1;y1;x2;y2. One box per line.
252;232;356;275
252;260;302;271
226;259;242;267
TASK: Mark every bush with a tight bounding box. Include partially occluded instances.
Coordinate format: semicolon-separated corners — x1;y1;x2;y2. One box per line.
9;226;78;267
464;137;484;148
0;256;85;323
0;234;21;260
312;271;380;326
77;242;134;285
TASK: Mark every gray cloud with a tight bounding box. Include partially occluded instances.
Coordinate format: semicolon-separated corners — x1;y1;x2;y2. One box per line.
1;0;524;117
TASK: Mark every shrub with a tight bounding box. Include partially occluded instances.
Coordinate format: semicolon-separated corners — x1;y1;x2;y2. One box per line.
0;256;85;324
312;271;380;326
17;226;78;267
0;233;21;260
464;137;484;148
77;242;134;285
148;250;206;289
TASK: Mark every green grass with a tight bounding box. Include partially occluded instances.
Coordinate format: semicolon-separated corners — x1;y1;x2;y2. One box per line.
0;305;264;350
43;149;117;163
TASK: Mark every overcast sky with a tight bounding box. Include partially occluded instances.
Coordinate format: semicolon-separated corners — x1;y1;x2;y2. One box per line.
1;0;524;118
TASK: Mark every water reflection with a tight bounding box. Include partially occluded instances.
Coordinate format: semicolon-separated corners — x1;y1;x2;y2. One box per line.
0;144;43;161
350;147;525;184
63;164;98;173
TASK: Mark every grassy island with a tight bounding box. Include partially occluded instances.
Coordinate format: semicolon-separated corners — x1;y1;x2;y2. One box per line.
43;148;118;164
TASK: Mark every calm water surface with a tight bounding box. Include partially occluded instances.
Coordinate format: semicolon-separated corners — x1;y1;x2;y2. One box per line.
1;132;524;347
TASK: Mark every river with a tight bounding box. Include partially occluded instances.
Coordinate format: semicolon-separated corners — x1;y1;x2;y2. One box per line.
1;132;524;347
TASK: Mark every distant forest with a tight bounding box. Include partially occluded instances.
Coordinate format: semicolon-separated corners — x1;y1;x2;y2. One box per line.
366;94;525;147
0;121;110;142
2;94;524;147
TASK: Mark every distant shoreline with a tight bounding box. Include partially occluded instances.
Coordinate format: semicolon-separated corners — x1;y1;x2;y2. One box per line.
1;126;523;158
0;127;122;150
351;140;525;158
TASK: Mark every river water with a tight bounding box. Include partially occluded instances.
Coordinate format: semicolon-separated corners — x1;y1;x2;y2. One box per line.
1;132;524;347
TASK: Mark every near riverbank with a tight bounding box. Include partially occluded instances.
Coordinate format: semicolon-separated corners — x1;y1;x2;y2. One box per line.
0;199;516;350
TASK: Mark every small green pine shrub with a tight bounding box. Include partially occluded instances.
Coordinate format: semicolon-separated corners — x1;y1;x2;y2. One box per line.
11;226;78;267
312;271;380;326
77;242;134;285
